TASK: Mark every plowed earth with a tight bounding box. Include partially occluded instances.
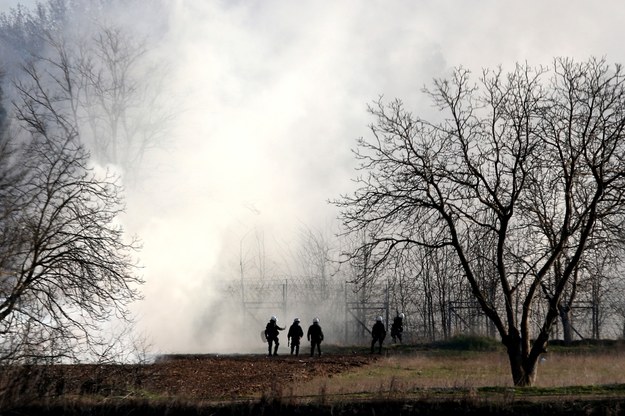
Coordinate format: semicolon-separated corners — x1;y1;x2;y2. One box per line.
149;354;375;399
6;354;376;401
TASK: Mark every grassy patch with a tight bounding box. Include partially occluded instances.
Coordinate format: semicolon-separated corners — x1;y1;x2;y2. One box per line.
289;342;625;402
428;335;503;351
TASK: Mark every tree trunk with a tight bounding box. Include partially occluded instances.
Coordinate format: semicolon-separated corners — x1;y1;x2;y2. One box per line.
504;335;539;387
559;305;573;345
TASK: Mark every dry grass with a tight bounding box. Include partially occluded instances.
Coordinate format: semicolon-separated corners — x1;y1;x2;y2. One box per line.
535;350;625;386
288;349;625;399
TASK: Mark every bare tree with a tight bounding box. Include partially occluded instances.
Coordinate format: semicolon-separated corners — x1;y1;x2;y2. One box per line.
70;24;171;172
0;0;171;179
335;58;625;386
0;47;142;364
292;225;338;297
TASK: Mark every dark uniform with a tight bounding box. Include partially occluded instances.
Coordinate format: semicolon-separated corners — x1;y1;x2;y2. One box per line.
287;319;304;356
391;315;404;343
371;318;386;354
307;319;324;357
265;317;285;356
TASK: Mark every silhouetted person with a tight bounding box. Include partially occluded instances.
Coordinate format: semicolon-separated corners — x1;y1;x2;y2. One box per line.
307;317;324;357
371;316;386;354
287;317;304;356
391;313;405;343
265;315;285;356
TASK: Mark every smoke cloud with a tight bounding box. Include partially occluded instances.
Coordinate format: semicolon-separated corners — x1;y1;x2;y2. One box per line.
3;0;625;355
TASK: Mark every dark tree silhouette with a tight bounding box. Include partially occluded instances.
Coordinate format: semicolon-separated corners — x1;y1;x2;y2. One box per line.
336;58;625;386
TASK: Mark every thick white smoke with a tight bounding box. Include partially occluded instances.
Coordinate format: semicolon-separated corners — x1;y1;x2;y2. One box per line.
126;0;625;354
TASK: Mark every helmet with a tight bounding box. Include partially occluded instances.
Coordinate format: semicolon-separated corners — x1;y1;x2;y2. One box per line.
399;313;405;319
376;316;383;322
270;316;277;322
294;317;300;323
313;317;320;323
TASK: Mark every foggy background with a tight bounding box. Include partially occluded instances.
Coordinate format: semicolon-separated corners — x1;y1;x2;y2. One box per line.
2;0;625;355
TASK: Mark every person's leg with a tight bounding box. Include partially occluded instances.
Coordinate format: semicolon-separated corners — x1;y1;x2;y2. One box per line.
268;339;273;356
371;338;376;353
295;343;299;356
316;342;321;356
310;343;314;357
273;339;279;355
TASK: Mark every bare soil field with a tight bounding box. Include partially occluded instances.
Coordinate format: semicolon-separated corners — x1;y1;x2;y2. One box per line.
146;353;376;399
1;353;377;403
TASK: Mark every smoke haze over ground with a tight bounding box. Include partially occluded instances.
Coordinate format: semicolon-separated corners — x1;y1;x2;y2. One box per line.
3;0;625;355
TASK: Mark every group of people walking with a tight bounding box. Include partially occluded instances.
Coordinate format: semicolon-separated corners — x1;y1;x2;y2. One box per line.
263;312;405;357
264;316;324;357
371;313;405;353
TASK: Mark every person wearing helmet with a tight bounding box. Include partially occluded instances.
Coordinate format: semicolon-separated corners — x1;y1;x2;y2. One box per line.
287;317;304;356
391;312;405;344
265;316;285;356
307;317;324;357
371;316;386;354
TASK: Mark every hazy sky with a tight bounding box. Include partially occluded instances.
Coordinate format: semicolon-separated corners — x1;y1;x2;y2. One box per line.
4;0;625;354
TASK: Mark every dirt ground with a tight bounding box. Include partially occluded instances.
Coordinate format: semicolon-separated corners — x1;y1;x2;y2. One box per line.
148;354;376;399
4;353;377;402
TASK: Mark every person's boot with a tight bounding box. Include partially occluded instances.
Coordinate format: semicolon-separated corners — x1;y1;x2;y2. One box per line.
274;345;278;356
